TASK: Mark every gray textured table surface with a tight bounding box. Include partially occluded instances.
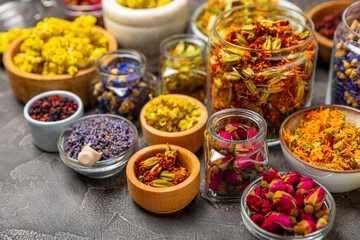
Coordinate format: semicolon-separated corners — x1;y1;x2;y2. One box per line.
1;0;359;239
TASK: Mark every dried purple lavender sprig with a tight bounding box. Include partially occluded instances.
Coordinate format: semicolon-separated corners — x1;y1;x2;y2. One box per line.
65;116;135;160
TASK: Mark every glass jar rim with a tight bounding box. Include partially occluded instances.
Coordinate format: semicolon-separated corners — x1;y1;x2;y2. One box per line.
56;0;102;12
342;1;360;39
160;33;206;60
207;108;267;145
213;4;315;53
95;49;146;77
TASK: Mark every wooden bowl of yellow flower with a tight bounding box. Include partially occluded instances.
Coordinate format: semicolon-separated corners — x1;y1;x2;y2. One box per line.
3;22;117;106
140;94;208;153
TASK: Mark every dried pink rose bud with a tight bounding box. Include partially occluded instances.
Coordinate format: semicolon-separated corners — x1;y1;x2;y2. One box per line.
294;220;316;235
209;171;223;191
247;188;263;212
236;180;250;193
233;156;253;171
269;179;287;193
251;213;265;226
316;217;328;230
248;129;258;139
219;130;232;140
213;153;233;171
261;200;274;214
297;177;315;194
254;186;263;197
295;191;304;207
263;168;281;182
304;187;326;211
299;209;315;221
273;191;298;216
286;184;295;196
224;172;243;184
282;172;301;186
261;212;295;232
261;188;269;199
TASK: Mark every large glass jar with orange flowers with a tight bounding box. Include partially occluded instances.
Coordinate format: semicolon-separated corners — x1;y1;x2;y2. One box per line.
208;5;318;145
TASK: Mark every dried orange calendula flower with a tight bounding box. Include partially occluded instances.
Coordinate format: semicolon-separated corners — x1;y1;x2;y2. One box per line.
283;107;360;170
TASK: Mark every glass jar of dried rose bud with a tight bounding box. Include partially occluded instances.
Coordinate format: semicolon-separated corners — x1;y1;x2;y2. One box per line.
207;5;318;145
202;108;269;203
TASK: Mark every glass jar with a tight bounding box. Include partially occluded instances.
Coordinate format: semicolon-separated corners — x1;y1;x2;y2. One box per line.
202;108;269;203
328;1;360;108
91;50;156;122
56;0;103;26
160;34;207;101
208;5;318;145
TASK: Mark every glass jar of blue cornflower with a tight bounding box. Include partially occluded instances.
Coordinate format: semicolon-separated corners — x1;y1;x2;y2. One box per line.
328;1;360;108
91;50;157;122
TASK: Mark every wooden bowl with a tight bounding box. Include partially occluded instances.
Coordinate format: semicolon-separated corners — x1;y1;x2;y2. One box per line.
280;105;360;193
140;94;208;153
308;0;355;64
126;144;200;214
3;26;117;106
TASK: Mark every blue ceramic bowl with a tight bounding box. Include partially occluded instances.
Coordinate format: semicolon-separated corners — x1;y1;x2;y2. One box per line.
23;90;84;152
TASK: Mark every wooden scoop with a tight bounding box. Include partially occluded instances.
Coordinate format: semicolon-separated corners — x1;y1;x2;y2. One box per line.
78;143;103;167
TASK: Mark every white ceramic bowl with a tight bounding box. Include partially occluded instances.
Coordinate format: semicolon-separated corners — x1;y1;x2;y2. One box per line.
23;90;84;152
191;0;303;43
102;0;188;72
280;105;360;193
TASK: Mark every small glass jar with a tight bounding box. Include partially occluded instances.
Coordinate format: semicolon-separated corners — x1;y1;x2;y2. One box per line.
208;5;318;145
160;34;207;101
328;1;360;108
56;0;103;26
202;108;269;203
91;50;156;122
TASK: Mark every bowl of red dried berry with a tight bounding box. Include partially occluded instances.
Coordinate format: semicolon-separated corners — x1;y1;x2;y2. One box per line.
23;90;84;152
241;168;335;240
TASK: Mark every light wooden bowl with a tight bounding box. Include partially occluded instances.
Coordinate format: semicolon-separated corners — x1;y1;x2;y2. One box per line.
140;94;208;153
308;0;355;64
3;26;117;106
126;144;200;214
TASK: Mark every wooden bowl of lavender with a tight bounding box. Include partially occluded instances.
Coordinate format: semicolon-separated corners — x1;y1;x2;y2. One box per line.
58;114;138;178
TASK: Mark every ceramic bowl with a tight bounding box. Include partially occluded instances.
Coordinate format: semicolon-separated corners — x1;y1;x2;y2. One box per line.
140;94;208;153
126;144;200;214
308;0;355;64
58;114;138;178
3;26;117;106
280;105;360;193
102;0;188;72
23;90;84;152
241;172;336;240
191;0;303;43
